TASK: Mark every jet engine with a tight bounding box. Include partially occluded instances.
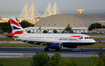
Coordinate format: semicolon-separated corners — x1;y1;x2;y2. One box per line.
48;43;61;49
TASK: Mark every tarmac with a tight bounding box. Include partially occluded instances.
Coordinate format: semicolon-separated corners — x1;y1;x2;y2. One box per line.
0;34;105;58
0;47;105;58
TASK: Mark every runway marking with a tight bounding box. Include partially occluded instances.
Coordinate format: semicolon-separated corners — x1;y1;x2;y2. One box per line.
0;53;23;56
0;47;104;58
0;53;24;58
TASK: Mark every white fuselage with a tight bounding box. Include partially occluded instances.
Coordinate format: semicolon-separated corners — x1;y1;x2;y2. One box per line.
15;33;96;45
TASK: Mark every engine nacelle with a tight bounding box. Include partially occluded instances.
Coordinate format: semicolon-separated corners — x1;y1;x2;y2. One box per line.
48;43;61;49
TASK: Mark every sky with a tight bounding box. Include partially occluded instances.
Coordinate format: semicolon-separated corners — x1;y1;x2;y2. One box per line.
0;0;105;15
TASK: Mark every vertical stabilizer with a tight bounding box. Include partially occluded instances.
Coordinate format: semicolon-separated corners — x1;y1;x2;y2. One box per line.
9;17;27;36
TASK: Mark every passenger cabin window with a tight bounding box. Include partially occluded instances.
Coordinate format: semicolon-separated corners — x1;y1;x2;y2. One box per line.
85;37;91;39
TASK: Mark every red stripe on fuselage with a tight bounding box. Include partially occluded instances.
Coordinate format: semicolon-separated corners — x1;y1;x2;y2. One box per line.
10;19;20;27
71;36;83;38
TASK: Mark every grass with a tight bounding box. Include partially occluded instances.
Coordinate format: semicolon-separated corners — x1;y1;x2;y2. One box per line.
0;57;94;66
82;43;105;48
67;57;94;66
93;38;105;40
0;58;32;66
0;43;45;47
0;38;14;41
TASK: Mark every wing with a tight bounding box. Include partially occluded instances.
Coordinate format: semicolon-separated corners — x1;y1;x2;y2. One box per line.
22;39;62;45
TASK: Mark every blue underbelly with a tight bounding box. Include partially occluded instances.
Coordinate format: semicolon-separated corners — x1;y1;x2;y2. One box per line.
62;42;95;46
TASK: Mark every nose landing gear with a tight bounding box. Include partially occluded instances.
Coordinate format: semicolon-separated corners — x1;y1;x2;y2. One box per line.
80;45;83;52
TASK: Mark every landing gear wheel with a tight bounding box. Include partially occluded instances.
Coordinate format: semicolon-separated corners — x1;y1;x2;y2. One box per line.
80;48;83;52
44;47;49;51
55;49;60;51
80;45;83;52
60;44;63;49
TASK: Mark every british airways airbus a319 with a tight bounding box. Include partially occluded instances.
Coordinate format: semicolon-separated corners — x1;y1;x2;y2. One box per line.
7;17;96;51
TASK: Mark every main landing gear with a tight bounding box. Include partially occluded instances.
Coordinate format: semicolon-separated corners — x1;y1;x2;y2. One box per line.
44;47;49;51
44;47;60;51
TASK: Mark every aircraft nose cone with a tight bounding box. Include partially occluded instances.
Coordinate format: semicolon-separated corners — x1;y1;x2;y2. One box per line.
92;39;96;43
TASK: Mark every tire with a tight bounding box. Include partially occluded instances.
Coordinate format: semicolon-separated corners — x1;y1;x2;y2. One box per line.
44;47;49;51
80;48;83;52
55;49;60;51
59;44;63;49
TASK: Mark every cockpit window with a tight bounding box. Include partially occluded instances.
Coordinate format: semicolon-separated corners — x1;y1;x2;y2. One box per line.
85;37;91;39
89;37;91;39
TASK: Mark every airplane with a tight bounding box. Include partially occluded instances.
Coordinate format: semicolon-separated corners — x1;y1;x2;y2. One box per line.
7;17;96;51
